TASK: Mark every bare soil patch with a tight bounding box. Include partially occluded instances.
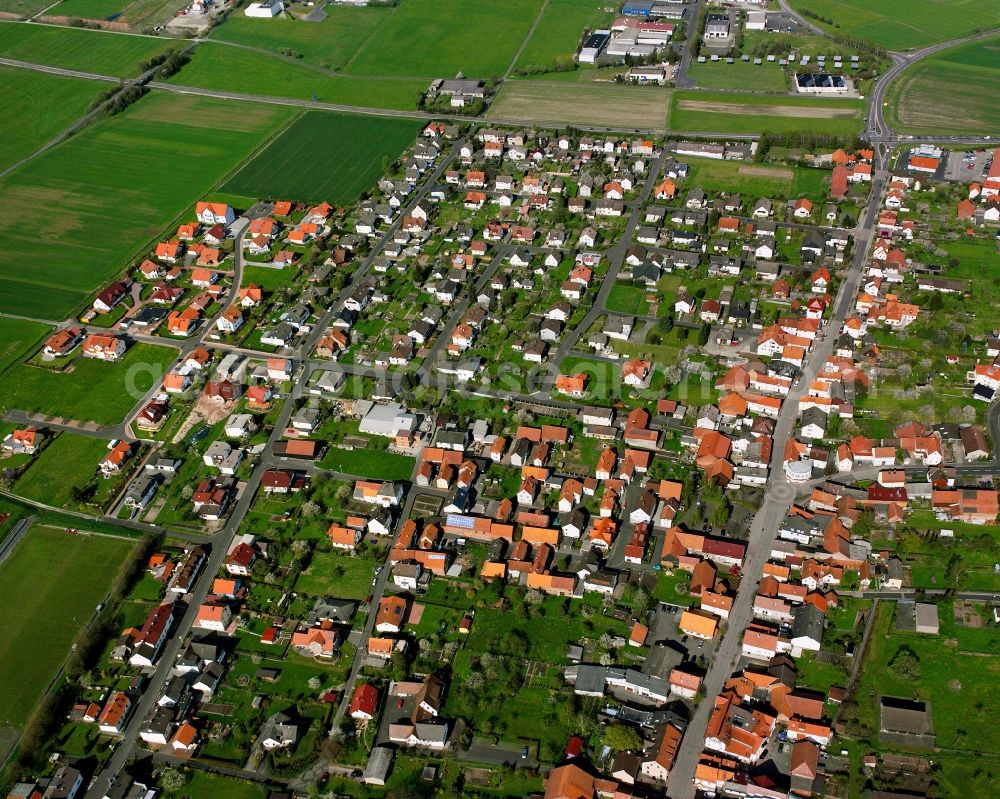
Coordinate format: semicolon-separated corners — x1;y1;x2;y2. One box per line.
677;99;857;118
739;165;794;179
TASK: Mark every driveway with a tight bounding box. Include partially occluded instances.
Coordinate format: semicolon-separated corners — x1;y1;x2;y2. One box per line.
461;741;535;768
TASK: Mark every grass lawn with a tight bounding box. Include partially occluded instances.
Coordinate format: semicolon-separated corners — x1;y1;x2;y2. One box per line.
158;771;265;799
210;5;391;70
0;21;175;77
652;570;696;606
855;602;1000;753
0;68;99;173
241;264;300;293
606;283;651;315
687;59;789;93
12;433;109;508
0;92;292;319
168;42;426;111
490;79;670;130
221;111;420;206
671;90;864;136
0;342;175;424
464;594;629;665
319;447;415;481
894;511;1000;593
0;317;49;375
795;650;848;694
345;0;543;78
513;0;614;72
787;0;1000;49
0;526;133;727
684;159;830;202
559;356;617;403
294;550;378;600
887;36;1000;136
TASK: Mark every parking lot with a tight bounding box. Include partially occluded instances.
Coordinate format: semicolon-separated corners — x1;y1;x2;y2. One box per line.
942;148;994;182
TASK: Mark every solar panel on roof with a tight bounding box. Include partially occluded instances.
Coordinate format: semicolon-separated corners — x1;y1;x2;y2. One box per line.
446;514;474;529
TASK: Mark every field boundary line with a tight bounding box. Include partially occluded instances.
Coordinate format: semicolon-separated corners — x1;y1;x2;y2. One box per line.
340;0;404;74
503;0;549;79
208;105;306;195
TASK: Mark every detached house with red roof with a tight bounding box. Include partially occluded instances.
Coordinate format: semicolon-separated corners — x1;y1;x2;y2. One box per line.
350;683;379;721
195;201;235;227
2;427;39;455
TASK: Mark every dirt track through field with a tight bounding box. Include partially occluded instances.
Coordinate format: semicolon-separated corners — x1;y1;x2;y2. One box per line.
739;165;794;179
677;100;858;118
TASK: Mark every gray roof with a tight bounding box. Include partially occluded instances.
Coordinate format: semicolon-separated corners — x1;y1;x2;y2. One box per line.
791;604;826;644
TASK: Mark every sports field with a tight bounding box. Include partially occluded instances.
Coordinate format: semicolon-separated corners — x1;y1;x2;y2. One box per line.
344;0;543;78
168;43;426;111
489;80;670;130
0;21;175;78
0;92;292;319
0;342;175;425
513;0;614;72
0;526;133;728
0;68;98;173
787;0;1000;50
670;91;864;136
210;4;392;71
221;111;419;206
887;36;1000;136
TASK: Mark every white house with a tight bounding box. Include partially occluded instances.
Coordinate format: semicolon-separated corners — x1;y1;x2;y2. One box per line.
244;0;283;16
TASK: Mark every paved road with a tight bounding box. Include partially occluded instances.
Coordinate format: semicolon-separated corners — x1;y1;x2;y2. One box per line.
775;0;828;37
550;147;671;373
665;157;887;795
672;0;701;90
82;135;466;796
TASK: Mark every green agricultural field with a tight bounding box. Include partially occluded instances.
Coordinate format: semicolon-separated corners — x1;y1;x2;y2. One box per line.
344;0;543;78
54;0;184;26
168;42;426;111
787;0;1000;50
0;0;52;15
887;36;1000;136
0;69;98;173
0;21;175;77
0;92;292;318
670;90;864;136
0;526;133;727
12;433;110;508
0;342;175;425
210;5;391;71
0;318;49;375
514;0;614;73
51;0;129;17
221;111;419;206
490;80;670;129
